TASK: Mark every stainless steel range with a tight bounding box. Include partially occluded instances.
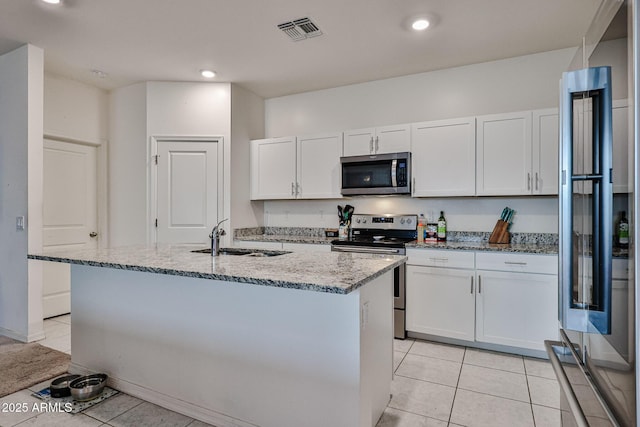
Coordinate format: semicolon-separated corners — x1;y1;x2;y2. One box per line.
331;214;417;339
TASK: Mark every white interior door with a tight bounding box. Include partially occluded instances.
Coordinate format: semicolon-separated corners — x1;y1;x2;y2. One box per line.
43;139;98;318
156;140;222;244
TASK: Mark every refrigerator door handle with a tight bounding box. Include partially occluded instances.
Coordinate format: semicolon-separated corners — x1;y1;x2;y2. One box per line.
544;339;589;427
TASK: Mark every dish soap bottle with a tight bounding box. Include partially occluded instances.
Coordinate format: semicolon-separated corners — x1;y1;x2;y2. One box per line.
437;211;447;242
417;214;425;244
618;211;629;249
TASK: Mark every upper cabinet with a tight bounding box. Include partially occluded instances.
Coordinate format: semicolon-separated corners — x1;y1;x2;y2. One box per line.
532;109;559;195
343;124;410;156
476;111;533;196
250;133;342;200
476;109;559;196
250;136;297;200
411;117;476;197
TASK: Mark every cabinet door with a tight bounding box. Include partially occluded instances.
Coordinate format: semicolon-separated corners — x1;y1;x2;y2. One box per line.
406;265;475;341
297;133;343;199
250;137;296;200
476;112;533;195
343;128;375;156
612;101;629;193
532;109;558;195
411;118;476;197
475;270;558;351
375;124;411;154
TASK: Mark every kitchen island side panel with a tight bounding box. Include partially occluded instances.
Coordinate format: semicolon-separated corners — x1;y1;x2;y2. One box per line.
69;264;392;427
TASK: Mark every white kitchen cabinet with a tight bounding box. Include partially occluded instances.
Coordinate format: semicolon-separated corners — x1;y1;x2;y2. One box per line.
343;124;410;156
476;111;533;195
250;133;342;200
296;133;343;199
532;108;559;195
475;253;558;351
406;249;476;342
411;117;476;197
612;100;629;193
250;136;297;200
406;265;476;342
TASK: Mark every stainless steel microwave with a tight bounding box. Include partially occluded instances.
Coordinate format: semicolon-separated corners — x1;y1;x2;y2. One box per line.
340;152;411;196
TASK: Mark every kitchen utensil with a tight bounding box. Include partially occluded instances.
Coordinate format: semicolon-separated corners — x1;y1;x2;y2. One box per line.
50;374;81;398
69;373;108;402
338;205;344;224
489;207;514;244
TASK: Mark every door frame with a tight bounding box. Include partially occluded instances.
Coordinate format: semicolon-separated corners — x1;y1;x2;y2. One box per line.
43;134;108;248
149;135;226;245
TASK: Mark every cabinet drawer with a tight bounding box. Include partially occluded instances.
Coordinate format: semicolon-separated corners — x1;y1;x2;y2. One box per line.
476;252;557;274
407;249;475;269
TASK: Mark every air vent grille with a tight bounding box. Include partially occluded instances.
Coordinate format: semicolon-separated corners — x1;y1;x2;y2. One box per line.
277;17;322;41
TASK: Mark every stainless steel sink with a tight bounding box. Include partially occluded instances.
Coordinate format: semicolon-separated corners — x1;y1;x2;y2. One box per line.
191;247;290;257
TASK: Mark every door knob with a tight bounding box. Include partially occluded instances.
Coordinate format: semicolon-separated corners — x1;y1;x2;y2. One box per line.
89;232;98;238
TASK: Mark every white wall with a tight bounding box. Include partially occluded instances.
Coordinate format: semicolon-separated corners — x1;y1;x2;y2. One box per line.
109;83;148;246
0;44;45;341
230;84;265;231
265;47;577;137
109;82;233;246
44;73;109;144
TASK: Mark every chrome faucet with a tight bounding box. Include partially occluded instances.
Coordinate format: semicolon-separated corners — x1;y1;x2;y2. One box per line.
209;218;228;256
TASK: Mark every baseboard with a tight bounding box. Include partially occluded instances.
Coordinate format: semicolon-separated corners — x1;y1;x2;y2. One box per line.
0;325;46;343
69;363;258;427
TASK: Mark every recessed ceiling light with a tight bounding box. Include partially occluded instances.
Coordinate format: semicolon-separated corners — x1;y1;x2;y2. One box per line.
41;0;62;4
201;70;216;79
412;19;430;31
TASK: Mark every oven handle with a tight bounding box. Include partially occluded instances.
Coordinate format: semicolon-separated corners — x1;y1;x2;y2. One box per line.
331;246;403;255
544;339;589;427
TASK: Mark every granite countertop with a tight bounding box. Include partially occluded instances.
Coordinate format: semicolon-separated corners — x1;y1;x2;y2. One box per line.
28;245;405;295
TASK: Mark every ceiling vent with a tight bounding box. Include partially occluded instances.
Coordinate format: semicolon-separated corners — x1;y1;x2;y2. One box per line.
277;17;322;41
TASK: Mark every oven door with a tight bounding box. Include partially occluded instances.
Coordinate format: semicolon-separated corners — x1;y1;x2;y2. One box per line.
340;152;410;195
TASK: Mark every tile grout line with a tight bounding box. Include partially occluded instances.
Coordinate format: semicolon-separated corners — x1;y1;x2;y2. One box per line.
446;346;468;425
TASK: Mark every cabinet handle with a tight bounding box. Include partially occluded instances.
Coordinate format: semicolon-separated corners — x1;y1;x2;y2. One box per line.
291;182;295;196
296;182;300;196
527;172;531;190
428;257;449;262
478;275;482;293
504;261;527;266
375;136;379;153
535;172;539;191
412;177;416;195
470;276;474;294
369;137;374;154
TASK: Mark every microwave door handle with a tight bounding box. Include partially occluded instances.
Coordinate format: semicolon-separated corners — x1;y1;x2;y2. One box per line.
391;159;398;187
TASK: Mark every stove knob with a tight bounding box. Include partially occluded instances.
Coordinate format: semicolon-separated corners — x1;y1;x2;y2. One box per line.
356;219;361;224
406;218;412;225
362;219;367;223
400;218;405;224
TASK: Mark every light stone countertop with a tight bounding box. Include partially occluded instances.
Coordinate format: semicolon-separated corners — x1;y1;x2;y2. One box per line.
405;240;558;254
28;244;406;294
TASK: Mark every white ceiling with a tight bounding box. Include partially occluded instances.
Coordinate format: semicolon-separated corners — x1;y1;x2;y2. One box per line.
0;0;602;98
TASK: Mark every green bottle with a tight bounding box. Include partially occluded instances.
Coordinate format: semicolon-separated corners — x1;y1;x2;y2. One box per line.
618;211;629;249
437;211;447;242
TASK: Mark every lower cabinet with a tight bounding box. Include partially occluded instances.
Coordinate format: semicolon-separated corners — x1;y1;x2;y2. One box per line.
406;265;475;341
406;249;558;352
475;270;557;351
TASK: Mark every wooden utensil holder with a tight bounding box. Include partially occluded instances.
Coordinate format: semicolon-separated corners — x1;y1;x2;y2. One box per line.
489;220;510;244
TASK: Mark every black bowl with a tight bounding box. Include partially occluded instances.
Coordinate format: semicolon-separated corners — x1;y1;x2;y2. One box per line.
50;374;81;398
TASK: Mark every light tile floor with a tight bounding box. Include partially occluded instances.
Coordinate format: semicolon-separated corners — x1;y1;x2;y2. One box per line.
3;317;561;427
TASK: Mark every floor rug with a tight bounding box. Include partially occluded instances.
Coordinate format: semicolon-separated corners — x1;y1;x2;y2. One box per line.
0;335;70;398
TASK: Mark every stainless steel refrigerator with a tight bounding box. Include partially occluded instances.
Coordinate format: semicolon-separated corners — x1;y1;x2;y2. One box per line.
545;0;638;425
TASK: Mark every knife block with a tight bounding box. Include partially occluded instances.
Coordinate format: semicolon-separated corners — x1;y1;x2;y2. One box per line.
489;220;510;244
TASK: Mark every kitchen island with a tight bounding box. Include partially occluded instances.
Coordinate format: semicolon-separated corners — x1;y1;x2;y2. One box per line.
29;245;404;427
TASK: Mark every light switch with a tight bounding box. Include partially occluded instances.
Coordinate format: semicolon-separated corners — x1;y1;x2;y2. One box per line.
16;216;25;231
